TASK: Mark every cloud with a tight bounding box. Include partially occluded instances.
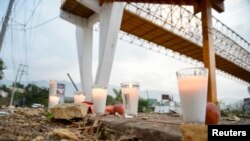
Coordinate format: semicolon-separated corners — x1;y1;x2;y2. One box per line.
213;0;250;42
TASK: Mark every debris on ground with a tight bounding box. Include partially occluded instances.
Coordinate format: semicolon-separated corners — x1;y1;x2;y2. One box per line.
0;107;249;140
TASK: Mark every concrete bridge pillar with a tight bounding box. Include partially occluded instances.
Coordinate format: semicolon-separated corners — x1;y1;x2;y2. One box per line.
61;0;124;101
76;25;93;101
95;2;125;86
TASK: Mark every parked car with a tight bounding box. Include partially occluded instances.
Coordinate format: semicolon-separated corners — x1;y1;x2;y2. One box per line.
31;103;44;108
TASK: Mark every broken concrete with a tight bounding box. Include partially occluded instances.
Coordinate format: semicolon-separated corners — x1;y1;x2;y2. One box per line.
90;115;182;141
50;128;79;141
181;124;207;141
49;103;88;119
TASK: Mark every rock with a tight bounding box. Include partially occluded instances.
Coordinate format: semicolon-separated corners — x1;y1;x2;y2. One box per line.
233;116;241;121
32;136;44;141
96;117;181;141
49;103;88;119
50;128;79;141
226;116;241;122
1;105;6;108
16;108;44;117
181;124;207;141
141;117;148;120
114;112;123;118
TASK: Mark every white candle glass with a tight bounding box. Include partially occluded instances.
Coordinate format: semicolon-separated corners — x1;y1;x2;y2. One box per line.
49;80;57;95
176;67;208;123
121;82;140;118
49;95;60;108
74;91;85;103
92;86;107;114
48;80;59;107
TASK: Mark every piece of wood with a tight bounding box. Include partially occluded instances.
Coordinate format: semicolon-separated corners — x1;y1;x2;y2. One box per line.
194;0;224;14
77;0;100;13
211;0;224;13
201;0;217;103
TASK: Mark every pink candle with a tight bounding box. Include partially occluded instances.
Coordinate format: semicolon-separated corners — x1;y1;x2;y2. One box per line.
48;80;59;107
49;80;57;95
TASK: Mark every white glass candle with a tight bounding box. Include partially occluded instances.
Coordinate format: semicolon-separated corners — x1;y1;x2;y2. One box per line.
49;80;57;95
121;82;140;117
49;95;60;108
92;86;107;114
74;91;85;103
177;68;208;123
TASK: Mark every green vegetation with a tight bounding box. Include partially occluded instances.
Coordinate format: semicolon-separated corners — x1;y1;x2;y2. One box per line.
113;88;122;104
0;83;49;107
0;58;5;80
0;85;11;106
106;88;122;105
45;112;54;119
106;95;115;105
219;101;245;117
106;88;152;113
25;84;49;107
138;98;151;113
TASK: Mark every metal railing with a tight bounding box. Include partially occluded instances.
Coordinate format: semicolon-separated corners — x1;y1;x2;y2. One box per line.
124;3;250;72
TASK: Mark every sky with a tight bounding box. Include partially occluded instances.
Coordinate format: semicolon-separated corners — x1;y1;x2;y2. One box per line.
0;0;249;101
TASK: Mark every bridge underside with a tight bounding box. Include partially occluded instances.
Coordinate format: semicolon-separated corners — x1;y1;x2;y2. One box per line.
99;0;225;13
61;0;250;83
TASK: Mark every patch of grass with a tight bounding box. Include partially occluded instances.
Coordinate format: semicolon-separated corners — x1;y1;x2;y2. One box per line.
45;112;54;119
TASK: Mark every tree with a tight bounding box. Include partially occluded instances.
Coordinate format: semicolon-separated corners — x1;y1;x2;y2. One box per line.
113;88;122;104
0;58;5;80
138;97;149;112
13;82;25;88
106;95;115;105
0;84;11;106
25;84;49;107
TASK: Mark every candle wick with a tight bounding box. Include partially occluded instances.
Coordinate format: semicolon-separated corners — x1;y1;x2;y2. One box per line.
67;73;79;91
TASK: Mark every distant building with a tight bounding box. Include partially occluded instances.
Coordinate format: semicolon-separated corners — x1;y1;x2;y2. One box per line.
64;97;74;103
143;98;181;113
0;90;8;98
8;86;25;93
244;98;250;117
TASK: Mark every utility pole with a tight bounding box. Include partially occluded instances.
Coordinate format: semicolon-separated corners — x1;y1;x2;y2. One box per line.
9;64;28;107
0;0;15;52
146;89;149;100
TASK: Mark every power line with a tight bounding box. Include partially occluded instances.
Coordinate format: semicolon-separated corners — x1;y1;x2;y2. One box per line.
11;15;59;31
25;15;59;30
24;0;42;26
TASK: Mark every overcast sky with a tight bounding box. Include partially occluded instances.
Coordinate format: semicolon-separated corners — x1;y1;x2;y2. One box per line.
0;0;249;101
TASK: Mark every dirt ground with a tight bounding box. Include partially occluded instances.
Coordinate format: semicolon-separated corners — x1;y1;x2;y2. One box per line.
0;107;249;141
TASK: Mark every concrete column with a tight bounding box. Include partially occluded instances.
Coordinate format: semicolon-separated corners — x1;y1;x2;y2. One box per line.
76;25;93;101
95;2;125;86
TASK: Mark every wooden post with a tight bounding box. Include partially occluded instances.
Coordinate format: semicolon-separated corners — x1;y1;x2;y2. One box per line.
201;0;217;103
